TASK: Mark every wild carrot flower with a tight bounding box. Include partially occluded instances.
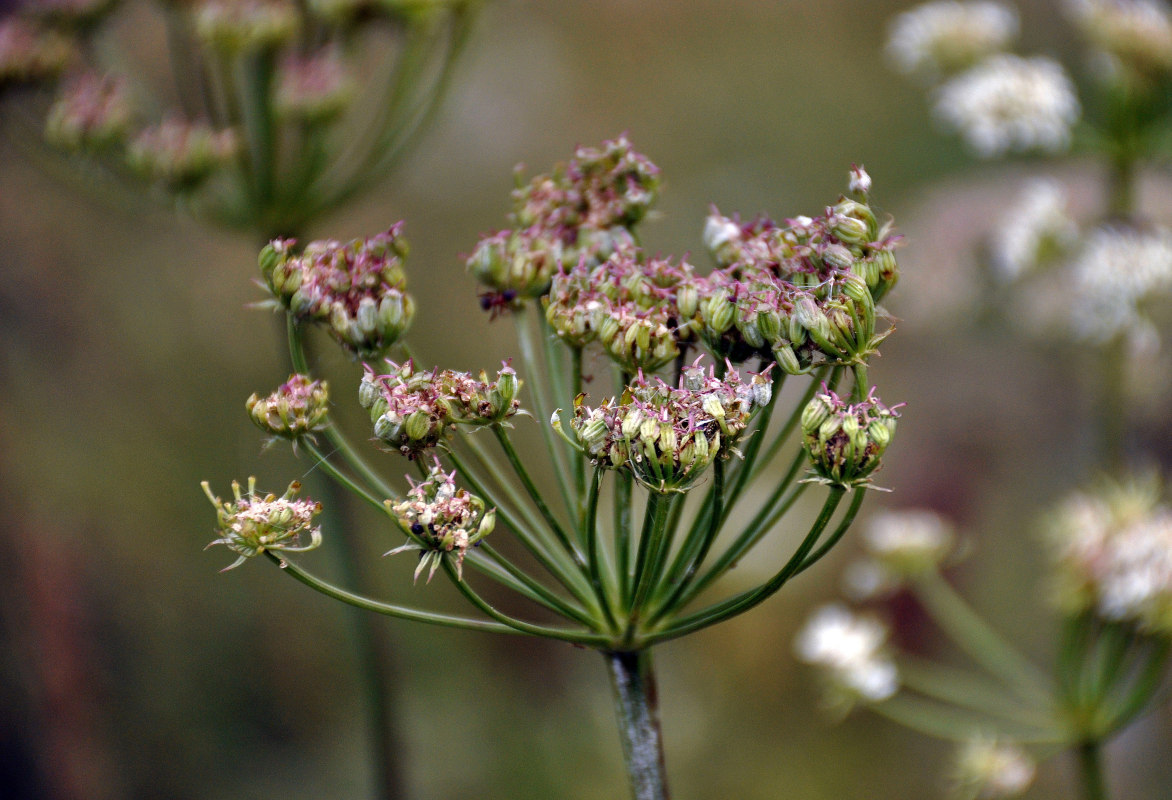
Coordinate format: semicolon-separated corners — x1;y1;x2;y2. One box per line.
565;362;769;492
801;385;900;489
1045;476;1172;633
127;118;239;190
949;736;1036;799
386;460;495;582
794;604;899;708
260;225;416;358
933;54;1080;157
988;179;1079;281
44;72;134;152
860;508;956;578
246;374;330;444
886;1;1019;78
1066;0;1172;78
202;477;323;571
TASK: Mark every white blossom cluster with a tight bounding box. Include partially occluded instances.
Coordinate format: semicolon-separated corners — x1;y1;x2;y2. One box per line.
950;736;1037;799
793;604;898;707
1066;0;1172;76
1046;478;1172;633
933;54;1080;157
844;509;955;599
988;179;1079;281
886;1;1019;76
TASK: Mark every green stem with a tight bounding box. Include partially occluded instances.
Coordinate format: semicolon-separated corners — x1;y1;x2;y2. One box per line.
585;468;620;632
912;570;1053;703
851;363;869;402
605;650;671;800
466;544;595;627
629;493;675;626
647;459;724;621
1076;739;1108;800
268;552;516;634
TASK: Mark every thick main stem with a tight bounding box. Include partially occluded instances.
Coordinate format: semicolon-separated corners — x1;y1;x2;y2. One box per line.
1077;739;1108;800
606;650;670;800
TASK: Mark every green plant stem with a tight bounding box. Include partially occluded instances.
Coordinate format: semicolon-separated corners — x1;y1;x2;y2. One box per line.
851;363;868;402
898;658;1057;729
912;570;1053;704
628;493;674;626
466;545;595;627
646;460;724;620
268;552;516;633
441;561;611;646
616;470;635;609
570;346;587;498
1077;739;1108;800
492;424;583;565
870;695;1065;745
585;468;620;632
646;487;846;644
606;649;671;800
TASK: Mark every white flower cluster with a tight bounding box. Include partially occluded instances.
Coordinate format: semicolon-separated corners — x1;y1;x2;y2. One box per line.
887;1;1019;76
988;179;1079;281
950;736;1037;799
1066;0;1172;75
1064;224;1172;344
844;509;955;599
933;54;1080;157
794;604;898;706
1046;478;1172;633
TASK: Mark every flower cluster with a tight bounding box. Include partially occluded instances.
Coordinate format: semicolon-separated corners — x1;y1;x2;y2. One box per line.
201;477;323;571
564;363;769;492
246;373;330;444
386;461;495;582
988;178;1079;281
127;118;239;190
886;1;1019;77
844;509;956;599
359;359;522;458
467;135;659;307
949;736;1037;800
273;49;356;124
1045;476;1172;633
44;72;134;152
793;603;899;711
0;17;74;84
888;2;1081;158
801;385;900;489
1066;0;1172;83
260;226;416;359
542;161;897;377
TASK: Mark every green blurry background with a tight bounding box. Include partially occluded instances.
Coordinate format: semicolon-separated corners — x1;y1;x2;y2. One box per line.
3;1;1171;798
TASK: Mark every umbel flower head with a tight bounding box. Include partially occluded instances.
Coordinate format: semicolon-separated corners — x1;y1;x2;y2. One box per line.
1045;474;1172;634
359;359;522;458
801;385;900;489
201;477;323;571
44;72;134;152
246;373;329;444
886;0;1019;78
386;460;495;582
467;135;659;310
563;361;771;492
1066;0;1172;82
794;603;899;713
949;736;1036;800
0;17;74;85
127;118;239;191
260;225;416;359
844;509;956;599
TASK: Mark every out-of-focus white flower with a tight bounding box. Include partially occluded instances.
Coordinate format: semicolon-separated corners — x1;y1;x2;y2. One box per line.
950;736;1037;799
933;54;1080;157
863;509;956;575
887;1;1019;77
1046;476;1172;633
989;179;1079;281
794;604;898;706
1066;0;1172;76
1065;224;1172;343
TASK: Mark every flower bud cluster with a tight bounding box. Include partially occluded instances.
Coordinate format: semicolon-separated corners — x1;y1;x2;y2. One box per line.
1045;476;1172;634
1066;0;1172;83
567;363;770;492
44;72;134;152
260;225;415;359
467;135;659;308
801;385;899;488
193;0;300;54
359;359;522;457
794;603;899;710
0;17;74;85
201;477;323;571
274;49;355;124
545;250;694;372
127;118;239;190
246;373;329;443
387;460;495;582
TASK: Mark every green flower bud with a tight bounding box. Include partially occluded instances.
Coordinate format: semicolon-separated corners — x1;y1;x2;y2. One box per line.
202;477;323;571
822;243;855;272
801;387;900;488
246;374;329;443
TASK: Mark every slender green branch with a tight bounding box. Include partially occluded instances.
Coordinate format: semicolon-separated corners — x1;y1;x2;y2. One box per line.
267;552;516;633
793;488;867;575
629;493;676;625
870;695;1065;745
912;570;1053;703
647;459;724;621
467;544;596;627
585;468;620;632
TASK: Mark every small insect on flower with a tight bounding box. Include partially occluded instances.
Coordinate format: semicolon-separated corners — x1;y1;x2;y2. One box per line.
202;478;323;571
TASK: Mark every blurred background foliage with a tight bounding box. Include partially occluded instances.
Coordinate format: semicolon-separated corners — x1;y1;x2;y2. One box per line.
2;0;1171;798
